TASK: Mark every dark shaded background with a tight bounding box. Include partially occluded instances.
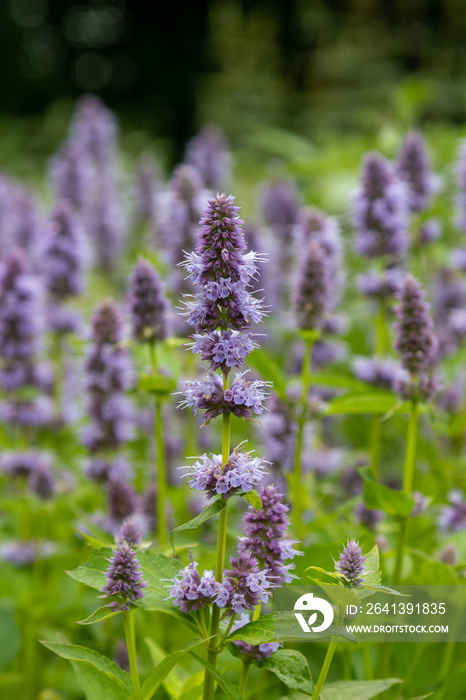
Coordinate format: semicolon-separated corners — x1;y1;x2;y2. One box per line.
3;0;466;161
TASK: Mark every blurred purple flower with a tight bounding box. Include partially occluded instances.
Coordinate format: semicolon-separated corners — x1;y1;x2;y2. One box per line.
102;541;147;611
439;491;466;532
357;267;403;299
185;124;231;190
128;257;169;344
353;356;408;391
396;131;438;212
295;240;331;330
394;275;438;375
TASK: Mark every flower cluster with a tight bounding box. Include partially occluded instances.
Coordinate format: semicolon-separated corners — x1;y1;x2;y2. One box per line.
353;152;409;259
396;131;438;212
260;177;299;241
334;539;367;587
295;239;331;330
353;356;408;391
128;258;169;344
394;275;438;377
168;559;218;613
216;554;271;613
102;542;147;611
239;484;302;585
82;301;134;455
181;448;268;499
185;124;231;190
439;491;466;532
357;268;403;299
190;330;256;374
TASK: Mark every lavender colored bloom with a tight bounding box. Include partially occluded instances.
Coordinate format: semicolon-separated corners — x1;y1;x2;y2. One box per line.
231;613;280;660
353;152;409;259
355;502;382;530
440;543;458;566
334;539;367;587
438;381;464;414
455;139;466;232
239;484;301;585
107;479;139;523
260;178;299;241
69;94;117;167
308;448;346;477
42;201;85;300
29;458;55;500
116;514;148;545
0;396;53;427
394;370;440;403
83;301;134;453
353;356;408;391
0;451;43;479
312;339;346;368
411;491;428;517
396;131;438;212
181;447;268;499
180;194;266;334
295;240;330;330
216;553;271;613
261;396;295;472
394;275;437;375
451;247;466;271
132;156;160;225
449;308;466;338
85;456;131;484
49;142;94;211
185;124;231;190
1;541;37;566
128;258;169;344
357;267;403;299
88;177;125;273
439;491;466;532
190;330;256;373
168;559;218;613
419;219;441;245
102;541;147;611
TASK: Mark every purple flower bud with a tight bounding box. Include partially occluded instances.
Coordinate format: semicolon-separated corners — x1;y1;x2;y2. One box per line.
239;484;301;585
107;479;139;523
232;613;281;660
394;275;437;375
179;371;270;423
1;540;37;566
69;94;117;167
295;240;330;330
216;553;272;613
439;491;466;533
353;152;409;259
101;541;147;611
128;258;169;344
168;558;218;613
260;178;299;239
396;131;438;212
116;514;148;545
354;502;382;530
181;447;268;499
85;456;131;484
49;142;94;211
334;539;367;587
185;124;231;190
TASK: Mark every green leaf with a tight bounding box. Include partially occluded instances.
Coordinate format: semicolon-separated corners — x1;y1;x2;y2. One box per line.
311;373;368;392
363;480;415;520
0;600;20;669
66;550;110;591
71;660;131;700
247;348;286;401
40;641;133;698
262;649;313;695
170;499;226;551
227;612;356;644
78;531;114;549
138;373;178;396
142;639;206;700
326;392;400;416
77;606;121;625
305;566;341;582
420;560;458;585
189;652;243;699
406;695;433;700
321;679;401;700
241;490;262;510
363;545;381;586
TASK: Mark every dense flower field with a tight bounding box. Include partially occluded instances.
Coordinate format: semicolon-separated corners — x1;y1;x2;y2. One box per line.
1;96;466;700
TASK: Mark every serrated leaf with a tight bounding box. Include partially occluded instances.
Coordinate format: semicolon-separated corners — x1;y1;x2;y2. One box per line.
363;480;415;520
321;679;401;700
77;606;121;625
305;566;341;582
227;612;356;644
189;652;243;699
363;545;381;585
66;550;110;591
326;392;400;415
142;638;206;700
40;641;133;698
241;490;262;510
262;649;313;694
170;499;226;551
78;531;114;550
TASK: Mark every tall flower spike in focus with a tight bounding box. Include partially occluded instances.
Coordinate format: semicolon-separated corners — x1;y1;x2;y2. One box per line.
128;257;169;344
102;541;147;611
334;539;367;587
394;275;437;377
396;131;438;213
353;152;409;259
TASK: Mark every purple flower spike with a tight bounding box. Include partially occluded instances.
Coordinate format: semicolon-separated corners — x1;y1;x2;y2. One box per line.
181;447;268;499
107;479;139;523
49;142;94;212
239;484;302;585
295;240;330;330
353;356;408;391
260;178;299;240
334;539;367;587
455;139;466;233
117;514;148;545
357;267;403;299
29;458;55;500
216;553;272;613
353;152;409;259
133;157;160;225
439;491;466;533
42;201;85;300
185;124;231;190
396;131;438;212
102;541;147;611
128;258;169;344
69;94;118;168
168;558;218;613
394;275;438;375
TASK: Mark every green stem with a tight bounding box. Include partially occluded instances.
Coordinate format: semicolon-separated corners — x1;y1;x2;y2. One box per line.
148;342;168;547
123;610;141;700
393;400;419;585
203;375;231;700
239;661;251;695
375;299;388;355
311;637;338;700
292;338;313;532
